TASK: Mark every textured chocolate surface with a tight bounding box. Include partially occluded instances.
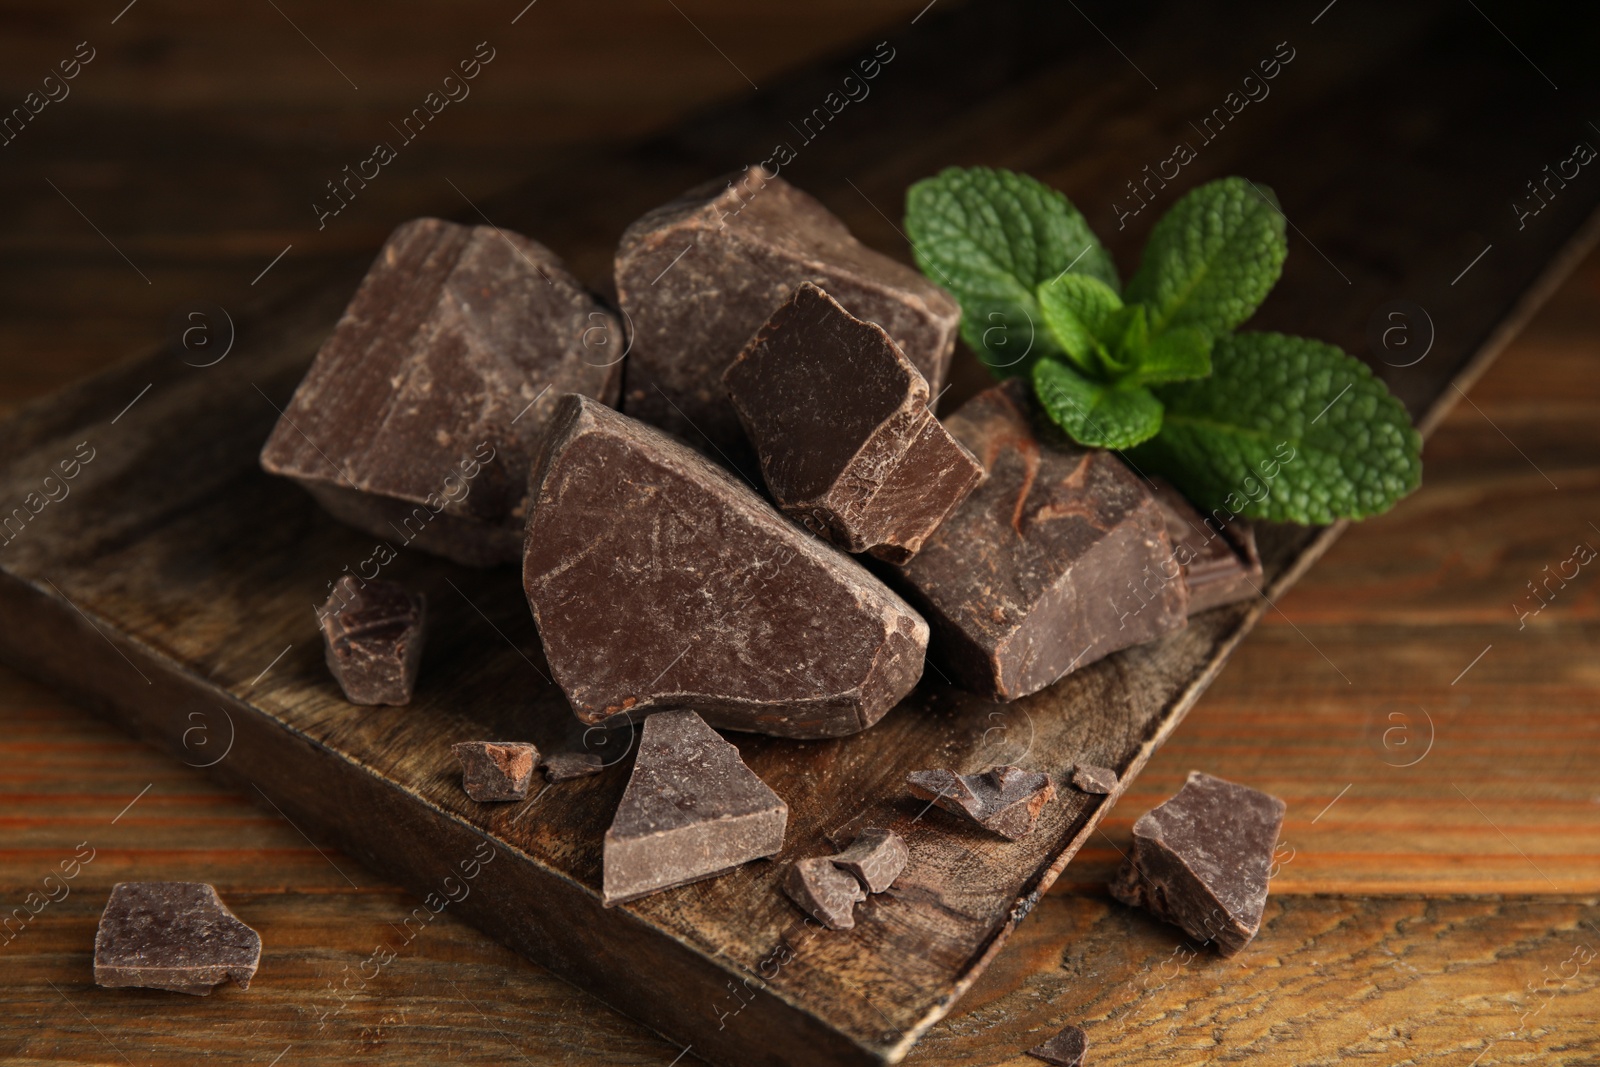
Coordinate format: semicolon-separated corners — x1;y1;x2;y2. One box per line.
260;217;621;566
543;752;605;782
889;380;1188;700
1151;478;1263;614
1070;764;1118;795
906;765;1056;841
725;283;983;563
828;828;909;894
782;857;867;931
319;576;425;706
602;710;788;905
1109;770;1286;956
93;882;261;996
615;167;960;468
1026;1023;1088;1066
451;741;539;802
523;395;928;739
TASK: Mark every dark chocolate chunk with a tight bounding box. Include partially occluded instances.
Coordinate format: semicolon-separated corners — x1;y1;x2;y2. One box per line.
451;741;539;802
319;576;425;705
724;283;983;563
616;167;960;469
889;380;1188;700
94;882;261;996
783;857;867;930
1070;764;1118;795
543;751;605;782
829;828;909;894
907;765;1056;841
603;710;787;905
523;395;928;739
1109;770;1286;956
1150;478;1263;614
260;217;621;566
1027;1024;1088;1067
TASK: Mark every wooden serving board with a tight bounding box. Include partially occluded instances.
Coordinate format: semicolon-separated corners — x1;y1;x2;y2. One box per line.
3;2;1598;1064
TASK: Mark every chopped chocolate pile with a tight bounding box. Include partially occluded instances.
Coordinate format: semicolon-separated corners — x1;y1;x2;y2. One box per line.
907;765;1056;841
782;857;867;931
260;217;621;566
828;828;909;894
94;882;261;995
1150;478;1263;614
1070;764;1118;795
1109;770;1285;956
615;167;959;470
603;710;787;905
725;283;983;563
543;752;604;782
523;395;928;739
1026;1023;1088;1067
319;576;425;705
889;380;1188;700
452;741;539;802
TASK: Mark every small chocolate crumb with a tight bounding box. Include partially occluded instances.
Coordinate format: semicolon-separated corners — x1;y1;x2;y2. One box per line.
783;857;867;930
1071;764;1118;795
1027;1023;1087;1066
907;765;1056;840
94;882;260;996
452;741;539;802
829;828;909;894
543;751;604;782
319;576;425;705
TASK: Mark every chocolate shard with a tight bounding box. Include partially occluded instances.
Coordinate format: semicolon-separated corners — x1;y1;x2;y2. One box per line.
782;857;867;930
603;710;788;905
829;828;909;894
616;167;960;470
260;217;622;566
544;751;605;782
1109;771;1286;957
724;283;983;563
1027;1023;1088;1067
906;765;1056;841
1070;764;1118;795
319;576;425;705
888;380;1188;700
451;741;539;802
1150;478;1263;614
94;882;261;996
523;395;928;739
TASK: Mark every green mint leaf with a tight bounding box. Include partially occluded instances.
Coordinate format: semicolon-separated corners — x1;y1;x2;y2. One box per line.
1036;272;1122;376
905;166;1119;374
1134;331;1422;523
1124;176;1287;338
1033;357;1163;449
1128;326;1212;385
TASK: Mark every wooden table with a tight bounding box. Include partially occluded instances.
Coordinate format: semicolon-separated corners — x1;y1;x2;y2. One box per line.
2;2;1597;1064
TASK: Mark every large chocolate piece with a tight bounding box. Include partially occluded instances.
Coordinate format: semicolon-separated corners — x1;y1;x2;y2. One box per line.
260;217;621;566
1027;1024;1088;1067
523;395;928;739
907;765;1056;841
1109;771;1285;956
602;710;787;905
452;741;539;802
616;167;960;468
94;882;261;995
319;576;425;705
724;283;983;563
1150;478;1263;614
782;857;866;931
890;381;1188;700
829;828;909;894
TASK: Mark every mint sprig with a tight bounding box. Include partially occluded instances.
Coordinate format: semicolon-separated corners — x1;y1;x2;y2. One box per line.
903;167;1422;524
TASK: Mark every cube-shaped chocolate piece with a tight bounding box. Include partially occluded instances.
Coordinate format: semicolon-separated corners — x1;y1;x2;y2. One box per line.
725;283;983;562
616;167;960;469
319;576;425;705
260;218;621;566
1150;478;1263;614
889;381;1188;700
523;395;928;739
782;857;866;930
94;882;261;995
829;828;909;894
452;741;539;802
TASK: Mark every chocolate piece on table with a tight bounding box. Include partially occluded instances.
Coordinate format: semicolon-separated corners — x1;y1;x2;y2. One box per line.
724;283;983;563
906;765;1056;841
452;741;539;802
94;882;260;995
543;752;605;782
524;395;928;740
888;380;1188;700
616;167;960;470
603;710;788;905
829;828;909;894
319;576;425;705
260;217;621;566
1026;1023;1088;1067
1150;477;1263;614
1109;770;1285;957
783;857;867;931
1070;764;1118;795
